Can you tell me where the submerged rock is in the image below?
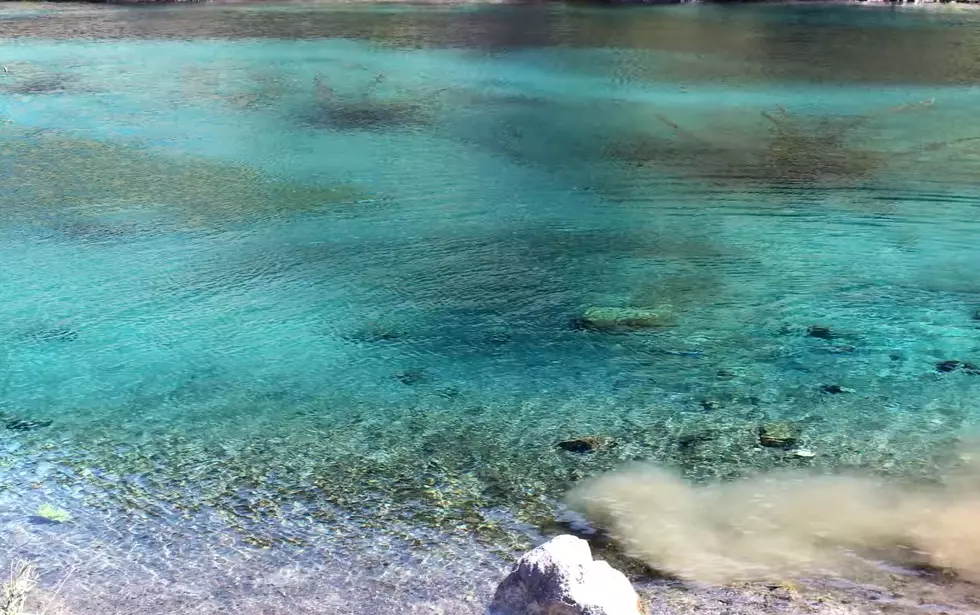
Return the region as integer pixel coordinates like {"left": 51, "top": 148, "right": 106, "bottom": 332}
{"left": 937, "top": 360, "right": 961, "bottom": 373}
{"left": 678, "top": 430, "right": 717, "bottom": 451}
{"left": 936, "top": 360, "right": 980, "bottom": 375}
{"left": 573, "top": 307, "right": 675, "bottom": 331}
{"left": 807, "top": 325, "right": 834, "bottom": 339}
{"left": 489, "top": 534, "right": 643, "bottom": 615}
{"left": 556, "top": 436, "right": 616, "bottom": 454}
{"left": 33, "top": 504, "right": 72, "bottom": 524}
{"left": 821, "top": 384, "right": 855, "bottom": 394}
{"left": 758, "top": 421, "right": 801, "bottom": 449}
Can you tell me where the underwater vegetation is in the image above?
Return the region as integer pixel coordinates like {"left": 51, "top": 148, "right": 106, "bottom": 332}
{"left": 178, "top": 65, "right": 292, "bottom": 112}
{"left": 606, "top": 98, "right": 980, "bottom": 188}
{"left": 0, "top": 126, "right": 364, "bottom": 230}
{"left": 0, "top": 561, "right": 38, "bottom": 615}
{"left": 0, "top": 62, "right": 77, "bottom": 96}
{"left": 303, "top": 70, "right": 446, "bottom": 131}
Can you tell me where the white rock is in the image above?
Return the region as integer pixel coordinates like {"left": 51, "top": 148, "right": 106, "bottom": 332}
{"left": 488, "top": 534, "right": 643, "bottom": 615}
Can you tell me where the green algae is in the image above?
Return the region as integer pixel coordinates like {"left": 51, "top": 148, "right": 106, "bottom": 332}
{"left": 0, "top": 126, "right": 365, "bottom": 230}
{"left": 35, "top": 503, "right": 72, "bottom": 523}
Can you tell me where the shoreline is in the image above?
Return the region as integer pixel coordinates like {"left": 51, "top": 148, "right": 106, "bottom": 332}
{"left": 7, "top": 524, "right": 980, "bottom": 615}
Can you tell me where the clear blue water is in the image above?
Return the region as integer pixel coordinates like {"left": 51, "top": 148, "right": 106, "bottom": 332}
{"left": 2, "top": 2, "right": 980, "bottom": 612}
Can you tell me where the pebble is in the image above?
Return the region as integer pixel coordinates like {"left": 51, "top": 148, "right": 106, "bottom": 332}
{"left": 791, "top": 449, "right": 816, "bottom": 458}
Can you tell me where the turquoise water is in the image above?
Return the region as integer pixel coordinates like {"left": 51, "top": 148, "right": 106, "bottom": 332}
{"left": 2, "top": 2, "right": 980, "bottom": 612}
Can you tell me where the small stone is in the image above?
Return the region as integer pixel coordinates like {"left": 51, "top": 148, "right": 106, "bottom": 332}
{"left": 759, "top": 421, "right": 801, "bottom": 449}
{"left": 821, "top": 384, "right": 855, "bottom": 394}
{"left": 807, "top": 325, "right": 834, "bottom": 339}
{"left": 936, "top": 360, "right": 980, "bottom": 375}
{"left": 937, "top": 360, "right": 962, "bottom": 373}
{"left": 489, "top": 535, "right": 643, "bottom": 615}
{"left": 556, "top": 436, "right": 615, "bottom": 454}
{"left": 573, "top": 307, "right": 675, "bottom": 331}
{"left": 791, "top": 449, "right": 816, "bottom": 458}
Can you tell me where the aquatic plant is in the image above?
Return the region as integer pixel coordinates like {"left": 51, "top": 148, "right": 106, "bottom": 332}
{"left": 1, "top": 562, "right": 37, "bottom": 615}
{"left": 304, "top": 70, "right": 445, "bottom": 131}
{"left": 607, "top": 98, "right": 980, "bottom": 188}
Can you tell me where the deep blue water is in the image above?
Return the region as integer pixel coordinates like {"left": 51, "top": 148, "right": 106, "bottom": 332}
{"left": 1, "top": 2, "right": 980, "bottom": 613}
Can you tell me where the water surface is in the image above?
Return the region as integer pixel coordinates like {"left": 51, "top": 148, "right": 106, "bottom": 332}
{"left": 2, "top": 3, "right": 980, "bottom": 613}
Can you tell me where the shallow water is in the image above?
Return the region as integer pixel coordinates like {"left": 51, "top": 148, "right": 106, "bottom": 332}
{"left": 2, "top": 2, "right": 980, "bottom": 613}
